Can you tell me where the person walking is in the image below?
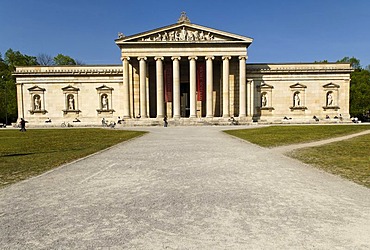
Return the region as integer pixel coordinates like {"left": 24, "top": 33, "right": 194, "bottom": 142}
{"left": 163, "top": 116, "right": 168, "bottom": 127}
{"left": 20, "top": 118, "right": 26, "bottom": 132}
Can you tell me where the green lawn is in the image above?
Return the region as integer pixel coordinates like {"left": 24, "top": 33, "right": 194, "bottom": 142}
{"left": 224, "top": 125, "right": 370, "bottom": 148}
{"left": 0, "top": 128, "right": 146, "bottom": 188}
{"left": 224, "top": 125, "right": 370, "bottom": 188}
{"left": 289, "top": 134, "right": 370, "bottom": 188}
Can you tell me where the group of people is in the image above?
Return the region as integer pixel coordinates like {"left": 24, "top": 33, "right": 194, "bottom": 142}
{"left": 101, "top": 118, "right": 118, "bottom": 128}
{"left": 17, "top": 114, "right": 170, "bottom": 131}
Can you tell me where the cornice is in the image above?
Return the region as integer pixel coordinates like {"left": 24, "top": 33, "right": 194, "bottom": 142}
{"left": 14, "top": 67, "right": 123, "bottom": 77}
{"left": 246, "top": 67, "right": 353, "bottom": 74}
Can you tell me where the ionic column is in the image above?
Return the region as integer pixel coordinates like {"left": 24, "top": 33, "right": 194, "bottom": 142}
{"left": 206, "top": 56, "right": 214, "bottom": 118}
{"left": 138, "top": 57, "right": 147, "bottom": 118}
{"left": 122, "top": 56, "right": 130, "bottom": 118}
{"left": 247, "top": 80, "right": 251, "bottom": 117}
{"left": 172, "top": 56, "right": 181, "bottom": 119}
{"left": 250, "top": 80, "right": 254, "bottom": 117}
{"left": 155, "top": 57, "right": 164, "bottom": 118}
{"left": 239, "top": 56, "right": 247, "bottom": 118}
{"left": 222, "top": 56, "right": 231, "bottom": 118}
{"left": 189, "top": 56, "right": 198, "bottom": 118}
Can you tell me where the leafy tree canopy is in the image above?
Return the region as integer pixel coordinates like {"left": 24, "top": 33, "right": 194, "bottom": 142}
{"left": 314, "top": 60, "right": 329, "bottom": 63}
{"left": 349, "top": 69, "right": 370, "bottom": 118}
{"left": 4, "top": 49, "right": 38, "bottom": 71}
{"left": 337, "top": 57, "right": 361, "bottom": 70}
{"left": 54, "top": 54, "right": 77, "bottom": 66}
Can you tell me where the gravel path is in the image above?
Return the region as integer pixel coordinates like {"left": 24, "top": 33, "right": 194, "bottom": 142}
{"left": 0, "top": 126, "right": 369, "bottom": 249}
{"left": 271, "top": 129, "right": 370, "bottom": 154}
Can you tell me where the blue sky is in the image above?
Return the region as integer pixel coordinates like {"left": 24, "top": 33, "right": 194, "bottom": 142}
{"left": 1, "top": 0, "right": 369, "bottom": 67}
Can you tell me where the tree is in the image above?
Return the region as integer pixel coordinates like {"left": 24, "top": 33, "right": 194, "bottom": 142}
{"left": 53, "top": 54, "right": 76, "bottom": 65}
{"left": 4, "top": 49, "right": 38, "bottom": 71}
{"left": 349, "top": 69, "right": 370, "bottom": 119}
{"left": 314, "top": 60, "right": 329, "bottom": 63}
{"left": 0, "top": 49, "right": 39, "bottom": 124}
{"left": 37, "top": 53, "right": 54, "bottom": 66}
{"left": 337, "top": 57, "right": 361, "bottom": 70}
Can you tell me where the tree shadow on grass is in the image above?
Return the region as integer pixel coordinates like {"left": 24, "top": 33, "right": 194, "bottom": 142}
{"left": 1, "top": 152, "right": 37, "bottom": 157}
{"left": 0, "top": 148, "right": 80, "bottom": 158}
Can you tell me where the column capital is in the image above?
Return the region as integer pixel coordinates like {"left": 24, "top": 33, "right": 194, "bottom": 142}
{"left": 121, "top": 56, "right": 130, "bottom": 61}
{"left": 154, "top": 56, "right": 164, "bottom": 61}
{"left": 222, "top": 56, "right": 232, "bottom": 61}
{"left": 137, "top": 56, "right": 147, "bottom": 61}
{"left": 171, "top": 56, "right": 181, "bottom": 61}
{"left": 188, "top": 56, "right": 198, "bottom": 61}
{"left": 239, "top": 55, "right": 247, "bottom": 61}
{"left": 205, "top": 56, "right": 215, "bottom": 61}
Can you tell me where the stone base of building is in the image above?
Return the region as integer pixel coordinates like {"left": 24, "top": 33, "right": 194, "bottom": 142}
{"left": 17, "top": 116, "right": 352, "bottom": 128}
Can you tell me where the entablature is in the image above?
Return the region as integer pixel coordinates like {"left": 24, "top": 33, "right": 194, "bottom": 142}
{"left": 14, "top": 66, "right": 123, "bottom": 77}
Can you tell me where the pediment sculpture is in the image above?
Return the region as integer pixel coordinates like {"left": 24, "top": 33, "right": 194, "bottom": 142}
{"left": 141, "top": 27, "right": 215, "bottom": 42}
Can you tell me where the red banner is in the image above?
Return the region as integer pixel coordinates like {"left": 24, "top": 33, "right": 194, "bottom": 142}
{"left": 197, "top": 62, "right": 206, "bottom": 101}
{"left": 164, "top": 63, "right": 173, "bottom": 102}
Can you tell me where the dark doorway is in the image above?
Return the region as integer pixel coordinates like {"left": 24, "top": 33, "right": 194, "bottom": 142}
{"left": 180, "top": 83, "right": 190, "bottom": 117}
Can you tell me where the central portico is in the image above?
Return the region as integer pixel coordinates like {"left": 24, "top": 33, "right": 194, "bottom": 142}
{"left": 115, "top": 12, "right": 253, "bottom": 121}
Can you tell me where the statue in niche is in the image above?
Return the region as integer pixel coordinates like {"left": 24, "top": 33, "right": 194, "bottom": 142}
{"left": 261, "top": 93, "right": 268, "bottom": 107}
{"left": 294, "top": 92, "right": 300, "bottom": 107}
{"left": 327, "top": 92, "right": 333, "bottom": 106}
{"left": 34, "top": 95, "right": 41, "bottom": 110}
{"left": 68, "top": 95, "right": 75, "bottom": 110}
{"left": 101, "top": 95, "right": 108, "bottom": 110}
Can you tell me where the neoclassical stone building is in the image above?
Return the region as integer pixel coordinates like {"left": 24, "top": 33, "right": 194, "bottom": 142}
{"left": 14, "top": 13, "right": 352, "bottom": 126}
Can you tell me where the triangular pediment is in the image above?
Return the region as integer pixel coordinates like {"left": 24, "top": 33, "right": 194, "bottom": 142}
{"left": 323, "top": 82, "right": 340, "bottom": 88}
{"left": 62, "top": 85, "right": 80, "bottom": 91}
{"left": 290, "top": 83, "right": 307, "bottom": 89}
{"left": 28, "top": 85, "right": 45, "bottom": 92}
{"left": 115, "top": 22, "right": 253, "bottom": 45}
{"left": 260, "top": 83, "right": 274, "bottom": 89}
{"left": 96, "top": 84, "right": 114, "bottom": 91}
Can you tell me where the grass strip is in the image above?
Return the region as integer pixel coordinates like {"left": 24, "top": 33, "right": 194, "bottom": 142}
{"left": 0, "top": 128, "right": 146, "bottom": 187}
{"left": 224, "top": 125, "right": 370, "bottom": 148}
{"left": 288, "top": 134, "right": 370, "bottom": 188}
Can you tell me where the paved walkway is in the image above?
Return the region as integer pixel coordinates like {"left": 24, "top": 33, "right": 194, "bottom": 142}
{"left": 0, "top": 126, "right": 369, "bottom": 249}
{"left": 271, "top": 129, "right": 370, "bottom": 154}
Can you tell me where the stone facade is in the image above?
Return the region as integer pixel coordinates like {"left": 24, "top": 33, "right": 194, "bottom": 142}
{"left": 14, "top": 14, "right": 352, "bottom": 126}
{"left": 248, "top": 63, "right": 351, "bottom": 123}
